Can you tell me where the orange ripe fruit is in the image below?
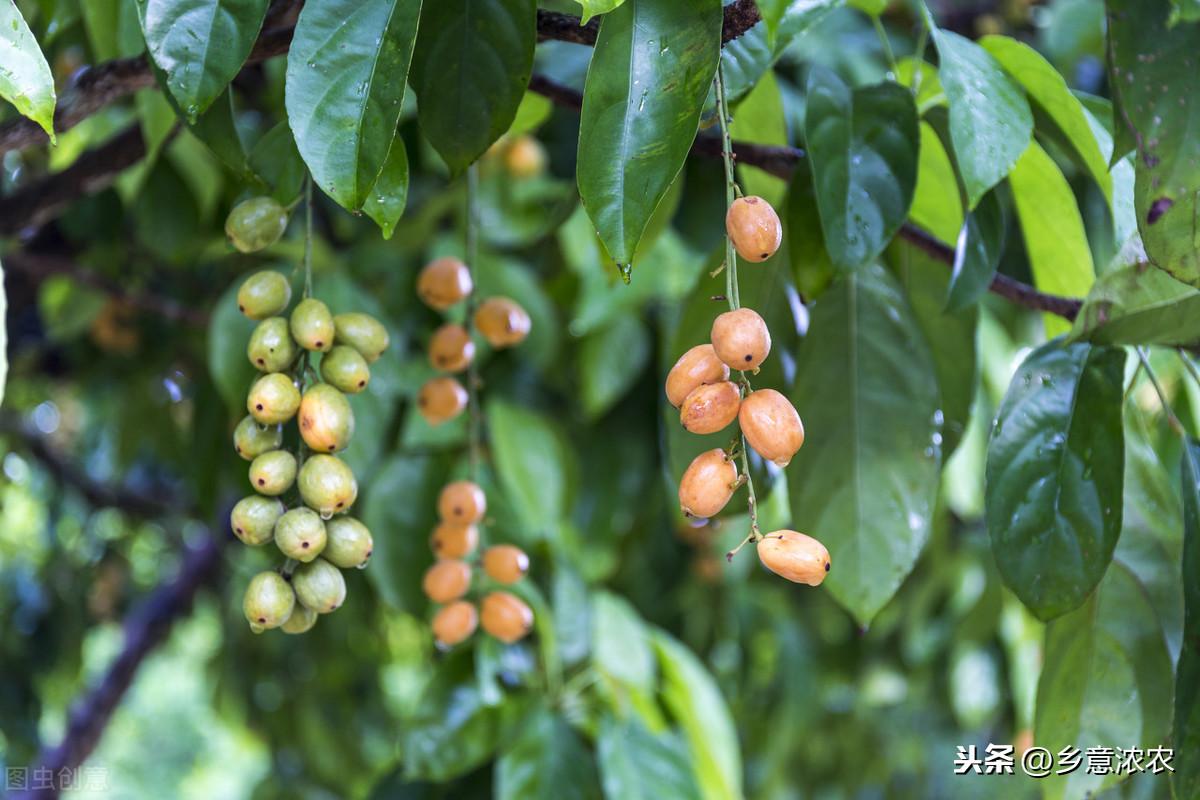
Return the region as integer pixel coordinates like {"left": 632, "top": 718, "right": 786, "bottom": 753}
{"left": 680, "top": 381, "right": 741, "bottom": 435}
{"left": 725, "top": 196, "right": 782, "bottom": 262}
{"left": 757, "top": 530, "right": 830, "bottom": 586}
{"left": 739, "top": 389, "right": 805, "bottom": 467}
{"left": 438, "top": 480, "right": 487, "bottom": 524}
{"left": 430, "top": 521, "right": 479, "bottom": 559}
{"left": 665, "top": 344, "right": 731, "bottom": 408}
{"left": 711, "top": 308, "right": 771, "bottom": 370}
{"left": 678, "top": 448, "right": 738, "bottom": 518}
{"left": 422, "top": 560, "right": 473, "bottom": 603}
{"left": 417, "top": 256, "right": 473, "bottom": 311}
{"left": 474, "top": 297, "right": 531, "bottom": 348}
{"left": 504, "top": 135, "right": 547, "bottom": 179}
{"left": 417, "top": 377, "right": 468, "bottom": 426}
{"left": 428, "top": 323, "right": 475, "bottom": 373}
{"left": 482, "top": 545, "right": 530, "bottom": 584}
{"left": 432, "top": 600, "right": 478, "bottom": 647}
{"left": 480, "top": 591, "right": 534, "bottom": 643}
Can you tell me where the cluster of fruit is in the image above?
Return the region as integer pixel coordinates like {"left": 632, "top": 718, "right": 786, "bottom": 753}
{"left": 413, "top": 256, "right": 530, "bottom": 426}
{"left": 230, "top": 269, "right": 389, "bottom": 634}
{"left": 667, "top": 195, "right": 830, "bottom": 587}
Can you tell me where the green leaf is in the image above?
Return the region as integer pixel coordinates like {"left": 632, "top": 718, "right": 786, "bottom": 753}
{"left": 205, "top": 278, "right": 257, "bottom": 413}
{"left": 652, "top": 630, "right": 741, "bottom": 800}
{"left": 285, "top": 0, "right": 421, "bottom": 210}
{"left": 720, "top": 2, "right": 841, "bottom": 102}
{"left": 789, "top": 264, "right": 941, "bottom": 625}
{"left": 908, "top": 121, "right": 963, "bottom": 246}
{"left": 1176, "top": 439, "right": 1200, "bottom": 798}
{"left": 0, "top": 1, "right": 56, "bottom": 141}
{"left": 805, "top": 69, "right": 919, "bottom": 271}
{"left": 980, "top": 35, "right": 1112, "bottom": 202}
{"left": 784, "top": 156, "right": 834, "bottom": 298}
{"left": 591, "top": 592, "right": 655, "bottom": 692}
{"left": 486, "top": 399, "right": 572, "bottom": 535}
{"left": 248, "top": 122, "right": 305, "bottom": 205}
{"left": 946, "top": 190, "right": 1005, "bottom": 312}
{"left": 1008, "top": 141, "right": 1096, "bottom": 336}
{"left": 507, "top": 91, "right": 552, "bottom": 137}
{"left": 930, "top": 28, "right": 1032, "bottom": 207}
{"left": 579, "top": 315, "right": 651, "bottom": 420}
{"left": 1070, "top": 259, "right": 1200, "bottom": 346}
{"left": 986, "top": 340, "right": 1126, "bottom": 621}
{"left": 363, "top": 137, "right": 410, "bottom": 239}
{"left": 1035, "top": 561, "right": 1173, "bottom": 800}
{"left": 495, "top": 707, "right": 600, "bottom": 800}
{"left": 576, "top": 0, "right": 626, "bottom": 24}
{"left": 137, "top": 0, "right": 268, "bottom": 120}
{"left": 410, "top": 0, "right": 536, "bottom": 175}
{"left": 729, "top": 64, "right": 787, "bottom": 208}
{"left": 577, "top": 0, "right": 721, "bottom": 266}
{"left": 1172, "top": 0, "right": 1200, "bottom": 23}
{"left": 1108, "top": 0, "right": 1200, "bottom": 285}
{"left": 596, "top": 716, "right": 702, "bottom": 800}
{"left": 756, "top": 0, "right": 789, "bottom": 44}
{"left": 0, "top": 258, "right": 6, "bottom": 409}
{"left": 360, "top": 454, "right": 449, "bottom": 613}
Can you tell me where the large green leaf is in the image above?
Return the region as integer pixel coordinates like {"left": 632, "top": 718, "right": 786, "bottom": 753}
{"left": 908, "top": 121, "right": 962, "bottom": 246}
{"left": 719, "top": 1, "right": 841, "bottom": 102}
{"left": 495, "top": 707, "right": 600, "bottom": 800}
{"left": 577, "top": 0, "right": 721, "bottom": 266}
{"left": 363, "top": 137, "right": 410, "bottom": 239}
{"left": 596, "top": 716, "right": 701, "bottom": 800}
{"left": 1008, "top": 141, "right": 1096, "bottom": 336}
{"left": 652, "top": 631, "right": 741, "bottom": 800}
{"left": 0, "top": 1, "right": 56, "bottom": 140}
{"left": 247, "top": 121, "right": 306, "bottom": 204}
{"left": 1176, "top": 440, "right": 1200, "bottom": 798}
{"left": 410, "top": 0, "right": 537, "bottom": 175}
{"left": 285, "top": 0, "right": 421, "bottom": 210}
{"left": 1035, "top": 561, "right": 1173, "bottom": 800}
{"left": 805, "top": 69, "right": 919, "bottom": 271}
{"left": 980, "top": 35, "right": 1111, "bottom": 202}
{"left": 946, "top": 190, "right": 1004, "bottom": 313}
{"left": 930, "top": 28, "right": 1032, "bottom": 207}
{"left": 591, "top": 592, "right": 655, "bottom": 692}
{"left": 986, "top": 340, "right": 1126, "bottom": 621}
{"left": 576, "top": 0, "right": 626, "bottom": 24}
{"left": 788, "top": 264, "right": 941, "bottom": 625}
{"left": 579, "top": 315, "right": 651, "bottom": 420}
{"left": 784, "top": 157, "right": 834, "bottom": 298}
{"left": 486, "top": 399, "right": 573, "bottom": 536}
{"left": 1070, "top": 260, "right": 1200, "bottom": 346}
{"left": 1108, "top": 0, "right": 1200, "bottom": 285}
{"left": 137, "top": 0, "right": 269, "bottom": 120}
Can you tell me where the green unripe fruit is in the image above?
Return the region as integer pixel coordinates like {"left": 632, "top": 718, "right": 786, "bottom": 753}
{"left": 280, "top": 604, "right": 318, "bottom": 634}
{"left": 233, "top": 414, "right": 283, "bottom": 461}
{"left": 230, "top": 495, "right": 285, "bottom": 546}
{"left": 298, "top": 454, "right": 358, "bottom": 516}
{"left": 247, "top": 373, "right": 301, "bottom": 424}
{"left": 274, "top": 507, "right": 327, "bottom": 562}
{"left": 247, "top": 317, "right": 298, "bottom": 373}
{"left": 320, "top": 346, "right": 370, "bottom": 394}
{"left": 291, "top": 558, "right": 346, "bottom": 613}
{"left": 323, "top": 517, "right": 374, "bottom": 568}
{"left": 237, "top": 270, "right": 292, "bottom": 319}
{"left": 290, "top": 298, "right": 335, "bottom": 352}
{"left": 243, "top": 571, "right": 295, "bottom": 629}
{"left": 298, "top": 383, "right": 355, "bottom": 453}
{"left": 249, "top": 450, "right": 297, "bottom": 496}
{"left": 333, "top": 312, "right": 389, "bottom": 363}
{"left": 227, "top": 199, "right": 289, "bottom": 255}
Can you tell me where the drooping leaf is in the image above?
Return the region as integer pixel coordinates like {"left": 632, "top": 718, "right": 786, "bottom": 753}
{"left": 410, "top": 0, "right": 537, "bottom": 175}
{"left": 495, "top": 707, "right": 600, "bottom": 800}
{"left": 652, "top": 630, "right": 742, "bottom": 800}
{"left": 596, "top": 716, "right": 702, "bottom": 800}
{"left": 486, "top": 399, "right": 573, "bottom": 535}
{"left": 1070, "top": 259, "right": 1200, "bottom": 346}
{"left": 1008, "top": 141, "right": 1096, "bottom": 336}
{"left": 930, "top": 27, "right": 1032, "bottom": 207}
{"left": 789, "top": 264, "right": 942, "bottom": 625}
{"left": 579, "top": 315, "right": 651, "bottom": 420}
{"left": 1108, "top": 0, "right": 1200, "bottom": 285}
{"left": 946, "top": 190, "right": 1005, "bottom": 312}
{"left": 577, "top": 0, "right": 721, "bottom": 266}
{"left": 591, "top": 592, "right": 656, "bottom": 692}
{"left": 166, "top": 86, "right": 253, "bottom": 179}
{"left": 0, "top": 1, "right": 57, "bottom": 140}
{"left": 980, "top": 35, "right": 1112, "bottom": 202}
{"left": 137, "top": 0, "right": 269, "bottom": 120}
{"left": 285, "top": 0, "right": 421, "bottom": 210}
{"left": 1176, "top": 439, "right": 1200, "bottom": 798}
{"left": 575, "top": 0, "right": 626, "bottom": 24}
{"left": 986, "top": 340, "right": 1126, "bottom": 620}
{"left": 805, "top": 69, "right": 919, "bottom": 271}
{"left": 363, "top": 137, "right": 410, "bottom": 239}
{"left": 908, "top": 121, "right": 963, "bottom": 246}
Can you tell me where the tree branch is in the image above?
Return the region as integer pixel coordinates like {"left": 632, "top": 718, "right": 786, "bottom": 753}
{"left": 536, "top": 0, "right": 760, "bottom": 47}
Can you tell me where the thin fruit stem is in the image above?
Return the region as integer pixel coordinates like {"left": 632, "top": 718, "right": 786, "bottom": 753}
{"left": 1136, "top": 347, "right": 1184, "bottom": 435}
{"left": 1123, "top": 357, "right": 1145, "bottom": 404}
{"left": 303, "top": 175, "right": 314, "bottom": 299}
{"left": 872, "top": 15, "right": 899, "bottom": 78}
{"left": 465, "top": 164, "right": 482, "bottom": 484}
{"left": 1177, "top": 349, "right": 1200, "bottom": 392}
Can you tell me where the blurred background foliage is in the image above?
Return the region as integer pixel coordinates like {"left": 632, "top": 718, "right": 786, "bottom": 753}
{"left": 0, "top": 0, "right": 1193, "bottom": 798}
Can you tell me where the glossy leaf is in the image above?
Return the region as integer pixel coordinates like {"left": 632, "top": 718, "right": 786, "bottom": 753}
{"left": 653, "top": 631, "right": 741, "bottom": 800}
{"left": 1009, "top": 141, "right": 1096, "bottom": 336}
{"left": 1176, "top": 439, "right": 1200, "bottom": 798}
{"left": 596, "top": 716, "right": 701, "bottom": 800}
{"left": 410, "top": 0, "right": 537, "bottom": 175}
{"left": 363, "top": 137, "right": 410, "bottom": 239}
{"left": 137, "top": 0, "right": 269, "bottom": 120}
{"left": 789, "top": 264, "right": 941, "bottom": 625}
{"left": 930, "top": 28, "right": 1032, "bottom": 208}
{"left": 908, "top": 122, "right": 962, "bottom": 245}
{"left": 285, "top": 0, "right": 420, "bottom": 210}
{"left": 577, "top": 0, "right": 721, "bottom": 266}
{"left": 719, "top": 2, "right": 840, "bottom": 102}
{"left": 591, "top": 592, "right": 655, "bottom": 692}
{"left": 1070, "top": 260, "right": 1200, "bottom": 346}
{"left": 0, "top": 2, "right": 57, "bottom": 140}
{"left": 1108, "top": 0, "right": 1200, "bottom": 285}
{"left": 986, "top": 340, "right": 1126, "bottom": 620}
{"left": 495, "top": 707, "right": 600, "bottom": 800}
{"left": 579, "top": 315, "right": 651, "bottom": 420}
{"left": 805, "top": 69, "right": 918, "bottom": 271}
{"left": 486, "top": 399, "right": 572, "bottom": 535}
{"left": 576, "top": 0, "right": 626, "bottom": 24}
{"left": 946, "top": 190, "right": 1005, "bottom": 312}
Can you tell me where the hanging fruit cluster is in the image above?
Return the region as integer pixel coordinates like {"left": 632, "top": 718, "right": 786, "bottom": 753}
{"left": 415, "top": 255, "right": 535, "bottom": 648}
{"left": 231, "top": 267, "right": 389, "bottom": 634}
{"left": 667, "top": 191, "right": 830, "bottom": 587}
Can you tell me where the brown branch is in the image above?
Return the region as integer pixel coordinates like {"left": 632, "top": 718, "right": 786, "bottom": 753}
{"left": 537, "top": 0, "right": 760, "bottom": 47}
